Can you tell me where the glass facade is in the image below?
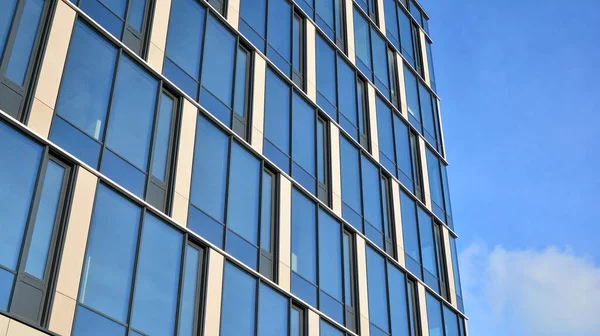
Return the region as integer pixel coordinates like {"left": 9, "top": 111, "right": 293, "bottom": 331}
{"left": 0, "top": 0, "right": 466, "bottom": 335}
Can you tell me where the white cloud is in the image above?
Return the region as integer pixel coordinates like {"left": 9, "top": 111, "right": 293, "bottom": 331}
{"left": 459, "top": 242, "right": 600, "bottom": 336}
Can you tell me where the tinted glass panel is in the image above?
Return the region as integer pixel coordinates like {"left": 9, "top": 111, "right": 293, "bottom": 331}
{"left": 340, "top": 137, "right": 361, "bottom": 229}
{"left": 400, "top": 191, "right": 421, "bottom": 276}
{"left": 426, "top": 293, "right": 444, "bottom": 336}
{"left": 387, "top": 263, "right": 410, "bottom": 336}
{"left": 264, "top": 68, "right": 291, "bottom": 170}
{"left": 221, "top": 263, "right": 256, "bottom": 336}
{"left": 353, "top": 9, "right": 371, "bottom": 77}
{"left": 202, "top": 15, "right": 235, "bottom": 114}
{"left": 320, "top": 319, "right": 344, "bottom": 336}
{"left": 292, "top": 92, "right": 316, "bottom": 192}
{"left": 443, "top": 305, "right": 460, "bottom": 336}
{"left": 258, "top": 283, "right": 289, "bottom": 336}
{"left": 0, "top": 0, "right": 18, "bottom": 55}
{"left": 318, "top": 209, "right": 343, "bottom": 301}
{"left": 239, "top": 0, "right": 267, "bottom": 51}
{"left": 362, "top": 156, "right": 383, "bottom": 246}
{"left": 267, "top": 0, "right": 292, "bottom": 74}
{"left": 418, "top": 207, "right": 437, "bottom": 277}
{"left": 165, "top": 0, "right": 205, "bottom": 79}
{"left": 291, "top": 189, "right": 317, "bottom": 283}
{"left": 151, "top": 93, "right": 174, "bottom": 182}
{"left": 6, "top": 0, "right": 44, "bottom": 86}
{"left": 316, "top": 35, "right": 336, "bottom": 117}
{"left": 178, "top": 245, "right": 200, "bottom": 336}
{"left": 72, "top": 306, "right": 126, "bottom": 336}
{"left": 366, "top": 247, "right": 389, "bottom": 333}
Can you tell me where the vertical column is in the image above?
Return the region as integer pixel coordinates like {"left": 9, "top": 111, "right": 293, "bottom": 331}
{"left": 27, "top": 1, "right": 75, "bottom": 138}
{"left": 203, "top": 249, "right": 225, "bottom": 336}
{"left": 307, "top": 309, "right": 320, "bottom": 336}
{"left": 278, "top": 175, "right": 292, "bottom": 291}
{"left": 418, "top": 136, "right": 432, "bottom": 211}
{"left": 395, "top": 52, "right": 408, "bottom": 120}
{"left": 172, "top": 99, "right": 198, "bottom": 226}
{"left": 391, "top": 179, "right": 405, "bottom": 267}
{"left": 147, "top": 0, "right": 173, "bottom": 72}
{"left": 227, "top": 0, "right": 241, "bottom": 29}
{"left": 417, "top": 282, "right": 430, "bottom": 336}
{"left": 330, "top": 123, "right": 342, "bottom": 217}
{"left": 376, "top": 0, "right": 386, "bottom": 33}
{"left": 464, "top": 319, "right": 470, "bottom": 336}
{"left": 251, "top": 55, "right": 267, "bottom": 154}
{"left": 344, "top": 0, "right": 356, "bottom": 64}
{"left": 442, "top": 227, "right": 458, "bottom": 307}
{"left": 48, "top": 168, "right": 98, "bottom": 336}
{"left": 356, "top": 236, "right": 370, "bottom": 336}
{"left": 367, "top": 83, "right": 379, "bottom": 162}
{"left": 306, "top": 20, "right": 317, "bottom": 103}
{"left": 419, "top": 30, "right": 431, "bottom": 87}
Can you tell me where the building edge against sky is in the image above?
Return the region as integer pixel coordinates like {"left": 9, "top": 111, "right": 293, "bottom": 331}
{"left": 0, "top": 0, "right": 467, "bottom": 335}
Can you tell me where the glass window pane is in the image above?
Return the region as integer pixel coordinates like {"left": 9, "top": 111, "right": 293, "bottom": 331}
{"left": 0, "top": 121, "right": 42, "bottom": 271}
{"left": 377, "top": 97, "right": 395, "bottom": 172}
{"left": 337, "top": 57, "right": 358, "bottom": 129}
{"left": 292, "top": 92, "right": 316, "bottom": 191}
{"left": 291, "top": 307, "right": 301, "bottom": 336}
{"left": 151, "top": 93, "right": 174, "bottom": 182}
{"left": 264, "top": 68, "right": 291, "bottom": 158}
{"left": 426, "top": 293, "right": 444, "bottom": 336}
{"left": 316, "top": 35, "right": 337, "bottom": 117}
{"left": 227, "top": 142, "right": 261, "bottom": 245}
{"left": 366, "top": 247, "right": 389, "bottom": 333}
{"left": 317, "top": 119, "right": 326, "bottom": 185}
{"left": 202, "top": 15, "right": 235, "bottom": 109}
{"left": 79, "top": 185, "right": 140, "bottom": 323}
{"left": 362, "top": 156, "right": 383, "bottom": 241}
{"left": 320, "top": 319, "right": 344, "bottom": 336}
{"left": 127, "top": 0, "right": 146, "bottom": 32}
{"left": 234, "top": 48, "right": 249, "bottom": 118}
{"left": 444, "top": 305, "right": 460, "bottom": 336}
{"left": 25, "top": 161, "right": 66, "bottom": 279}
{"left": 178, "top": 245, "right": 200, "bottom": 336}
{"left": 6, "top": 0, "right": 44, "bottom": 86}
{"left": 260, "top": 171, "right": 274, "bottom": 252}
{"left": 340, "top": 137, "right": 362, "bottom": 229}
{"left": 267, "top": 0, "right": 292, "bottom": 73}
{"left": 400, "top": 191, "right": 420, "bottom": 270}
{"left": 372, "top": 31, "right": 390, "bottom": 96}
{"left": 165, "top": 0, "right": 205, "bottom": 79}
{"left": 343, "top": 232, "right": 354, "bottom": 307}
{"left": 258, "top": 283, "right": 288, "bottom": 336}
{"left": 450, "top": 237, "right": 462, "bottom": 298}
{"left": 190, "top": 116, "right": 229, "bottom": 223}
{"left": 292, "top": 14, "right": 302, "bottom": 76}
{"left": 404, "top": 66, "right": 420, "bottom": 122}
{"left": 72, "top": 306, "right": 126, "bottom": 336}
{"left": 399, "top": 10, "right": 415, "bottom": 67}
{"left": 394, "top": 116, "right": 413, "bottom": 186}
{"left": 0, "top": 268, "right": 15, "bottom": 311}
{"left": 131, "top": 214, "right": 183, "bottom": 335}
{"left": 384, "top": 0, "right": 399, "bottom": 48}
{"left": 318, "top": 209, "right": 342, "bottom": 301}
{"left": 427, "top": 149, "right": 444, "bottom": 213}
{"left": 291, "top": 189, "right": 317, "bottom": 283}
{"left": 418, "top": 207, "right": 438, "bottom": 277}
{"left": 221, "top": 263, "right": 256, "bottom": 336}
{"left": 0, "top": 0, "right": 18, "bottom": 55}
{"left": 353, "top": 10, "right": 371, "bottom": 77}
{"left": 388, "top": 263, "right": 410, "bottom": 335}
{"left": 240, "top": 0, "right": 267, "bottom": 47}
{"left": 56, "top": 21, "right": 117, "bottom": 141}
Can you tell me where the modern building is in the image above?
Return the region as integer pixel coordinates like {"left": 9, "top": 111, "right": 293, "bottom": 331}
{"left": 0, "top": 0, "right": 467, "bottom": 335}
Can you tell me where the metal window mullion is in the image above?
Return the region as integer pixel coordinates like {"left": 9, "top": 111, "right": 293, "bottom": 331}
{"left": 222, "top": 136, "right": 234, "bottom": 248}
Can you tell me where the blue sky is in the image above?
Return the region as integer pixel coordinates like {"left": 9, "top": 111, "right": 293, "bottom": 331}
{"left": 420, "top": 0, "right": 600, "bottom": 334}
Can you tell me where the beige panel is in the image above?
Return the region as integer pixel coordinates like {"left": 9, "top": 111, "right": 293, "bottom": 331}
{"left": 306, "top": 21, "right": 317, "bottom": 102}
{"left": 330, "top": 123, "right": 342, "bottom": 216}
{"left": 279, "top": 175, "right": 292, "bottom": 289}
{"left": 174, "top": 99, "right": 197, "bottom": 198}
{"left": 442, "top": 227, "right": 458, "bottom": 307}
{"left": 307, "top": 310, "right": 319, "bottom": 336}
{"left": 34, "top": 1, "right": 75, "bottom": 109}
{"left": 48, "top": 292, "right": 76, "bottom": 336}
{"left": 436, "top": 99, "right": 446, "bottom": 158}
{"left": 227, "top": 0, "right": 240, "bottom": 29}
{"left": 344, "top": 0, "right": 356, "bottom": 64}
{"left": 355, "top": 236, "right": 369, "bottom": 319}
{"left": 278, "top": 263, "right": 291, "bottom": 292}
{"left": 0, "top": 314, "right": 8, "bottom": 335}
{"left": 360, "top": 315, "right": 371, "bottom": 336}
{"left": 417, "top": 283, "right": 430, "bottom": 336}
{"left": 419, "top": 30, "right": 430, "bottom": 87}
{"left": 149, "top": 0, "right": 172, "bottom": 53}
{"left": 56, "top": 168, "right": 98, "bottom": 300}
{"left": 147, "top": 42, "right": 165, "bottom": 73}
{"left": 204, "top": 249, "right": 225, "bottom": 336}
{"left": 395, "top": 52, "right": 408, "bottom": 120}
{"left": 27, "top": 98, "right": 53, "bottom": 139}
{"left": 464, "top": 319, "right": 470, "bottom": 336}
{"left": 376, "top": 0, "right": 386, "bottom": 33}
{"left": 251, "top": 55, "right": 267, "bottom": 154}
{"left": 418, "top": 136, "right": 432, "bottom": 211}
{"left": 6, "top": 320, "right": 46, "bottom": 336}
{"left": 391, "top": 179, "right": 405, "bottom": 267}
{"left": 172, "top": 192, "right": 189, "bottom": 226}
{"left": 367, "top": 83, "right": 379, "bottom": 162}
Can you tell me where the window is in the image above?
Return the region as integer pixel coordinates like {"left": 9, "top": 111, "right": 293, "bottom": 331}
{"left": 296, "top": 0, "right": 345, "bottom": 50}
{"left": 426, "top": 148, "right": 453, "bottom": 226}
{"left": 399, "top": 8, "right": 421, "bottom": 73}
{"left": 426, "top": 293, "right": 444, "bottom": 336}
{"left": 409, "top": 0, "right": 428, "bottom": 32}
{"left": 239, "top": 0, "right": 304, "bottom": 85}
{"left": 0, "top": 0, "right": 47, "bottom": 119}
{"left": 221, "top": 262, "right": 305, "bottom": 336}
{"left": 355, "top": 0, "right": 377, "bottom": 22}
{"left": 207, "top": 0, "right": 226, "bottom": 14}
{"left": 340, "top": 136, "right": 394, "bottom": 254}
{"left": 317, "top": 116, "right": 330, "bottom": 205}
{"left": 76, "top": 0, "right": 150, "bottom": 54}
{"left": 0, "top": 119, "right": 71, "bottom": 326}
{"left": 73, "top": 184, "right": 205, "bottom": 336}
{"left": 51, "top": 21, "right": 177, "bottom": 212}
{"left": 291, "top": 188, "right": 356, "bottom": 331}
{"left": 425, "top": 40, "right": 436, "bottom": 91}
{"left": 404, "top": 65, "right": 442, "bottom": 151}
{"left": 189, "top": 115, "right": 275, "bottom": 278}
{"left": 164, "top": 4, "right": 251, "bottom": 138}
{"left": 320, "top": 320, "right": 345, "bottom": 336}
{"left": 383, "top": 0, "right": 400, "bottom": 50}
{"left": 449, "top": 236, "right": 464, "bottom": 312}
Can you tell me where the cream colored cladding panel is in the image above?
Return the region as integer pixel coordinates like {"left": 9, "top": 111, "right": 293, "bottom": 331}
{"left": 442, "top": 227, "right": 458, "bottom": 308}
{"left": 395, "top": 52, "right": 408, "bottom": 120}
{"left": 330, "top": 122, "right": 342, "bottom": 217}
{"left": 48, "top": 292, "right": 77, "bottom": 336}
{"left": 279, "top": 175, "right": 292, "bottom": 291}
{"left": 367, "top": 82, "right": 379, "bottom": 162}
{"left": 28, "top": 1, "right": 75, "bottom": 138}
{"left": 307, "top": 310, "right": 320, "bottom": 336}
{"left": 391, "top": 179, "right": 406, "bottom": 267}
{"left": 227, "top": 0, "right": 240, "bottom": 29}
{"left": 306, "top": 20, "right": 317, "bottom": 102}
{"left": 172, "top": 99, "right": 198, "bottom": 226}
{"left": 6, "top": 320, "right": 47, "bottom": 336}
{"left": 251, "top": 55, "right": 267, "bottom": 154}
{"left": 435, "top": 99, "right": 446, "bottom": 158}
{"left": 204, "top": 249, "right": 225, "bottom": 336}
{"left": 344, "top": 0, "right": 356, "bottom": 64}
{"left": 417, "top": 282, "right": 430, "bottom": 336}
{"left": 147, "top": 0, "right": 173, "bottom": 71}
{"left": 418, "top": 136, "right": 432, "bottom": 211}
{"left": 0, "top": 315, "right": 8, "bottom": 335}
{"left": 376, "top": 0, "right": 386, "bottom": 33}
{"left": 355, "top": 236, "right": 370, "bottom": 336}
{"left": 419, "top": 29, "right": 431, "bottom": 87}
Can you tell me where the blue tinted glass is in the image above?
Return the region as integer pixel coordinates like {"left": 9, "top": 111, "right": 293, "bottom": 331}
{"left": 450, "top": 238, "right": 462, "bottom": 297}
{"left": 316, "top": 0, "right": 334, "bottom": 33}
{"left": 234, "top": 48, "right": 249, "bottom": 118}
{"left": 0, "top": 0, "right": 18, "bottom": 55}
{"left": 267, "top": 0, "right": 292, "bottom": 74}
{"left": 101, "top": 149, "right": 147, "bottom": 197}
{"left": 0, "top": 121, "right": 42, "bottom": 271}
{"left": 441, "top": 165, "right": 453, "bottom": 223}
{"left": 384, "top": 0, "right": 399, "bottom": 49}
{"left": 342, "top": 233, "right": 353, "bottom": 306}
{"left": 56, "top": 21, "right": 117, "bottom": 141}
{"left": 399, "top": 10, "right": 415, "bottom": 67}
{"left": 72, "top": 306, "right": 126, "bottom": 336}
{"left": 79, "top": 0, "right": 124, "bottom": 38}
{"left": 394, "top": 115, "right": 413, "bottom": 184}
{"left": 258, "top": 283, "right": 288, "bottom": 336}
{"left": 227, "top": 228, "right": 258, "bottom": 270}
{"left": 131, "top": 214, "right": 182, "bottom": 335}
{"left": 291, "top": 308, "right": 301, "bottom": 336}
{"left": 292, "top": 92, "right": 316, "bottom": 187}
{"left": 377, "top": 97, "right": 395, "bottom": 173}
{"left": 178, "top": 245, "right": 200, "bottom": 336}
{"left": 316, "top": 35, "right": 337, "bottom": 117}
{"left": 6, "top": 0, "right": 43, "bottom": 86}
{"left": 291, "top": 189, "right": 317, "bottom": 283}
{"left": 51, "top": 117, "right": 102, "bottom": 167}
{"left": 320, "top": 291, "right": 343, "bottom": 323}
{"left": 417, "top": 207, "right": 437, "bottom": 277}
{"left": 409, "top": 1, "right": 421, "bottom": 24}
{"left": 426, "top": 149, "right": 444, "bottom": 216}
{"left": 420, "top": 83, "right": 436, "bottom": 141}
{"left": 264, "top": 68, "right": 291, "bottom": 155}
{"left": 404, "top": 66, "right": 420, "bottom": 121}
{"left": 260, "top": 172, "right": 273, "bottom": 252}
{"left": 221, "top": 263, "right": 256, "bottom": 336}
{"left": 340, "top": 137, "right": 362, "bottom": 228}
{"left": 337, "top": 57, "right": 358, "bottom": 127}
{"left": 292, "top": 15, "right": 301, "bottom": 74}
{"left": 25, "top": 161, "right": 65, "bottom": 279}
{"left": 165, "top": 0, "right": 204, "bottom": 79}
{"left": 227, "top": 142, "right": 260, "bottom": 244}
{"left": 426, "top": 42, "right": 436, "bottom": 90}
{"left": 317, "top": 119, "right": 326, "bottom": 185}
{"left": 362, "top": 156, "right": 383, "bottom": 236}
{"left": 202, "top": 15, "right": 235, "bottom": 112}
{"left": 426, "top": 293, "right": 443, "bottom": 336}
{"left": 366, "top": 247, "right": 389, "bottom": 332}
{"left": 98, "top": 0, "right": 126, "bottom": 17}
{"left": 353, "top": 10, "right": 371, "bottom": 76}
{"left": 190, "top": 116, "right": 229, "bottom": 223}
{"left": 320, "top": 320, "right": 344, "bottom": 336}
{"left": 188, "top": 205, "right": 224, "bottom": 247}
{"left": 318, "top": 209, "right": 342, "bottom": 300}
{"left": 106, "top": 55, "right": 158, "bottom": 170}
{"left": 127, "top": 0, "right": 146, "bottom": 32}
{"left": 372, "top": 32, "right": 390, "bottom": 95}
{"left": 240, "top": 0, "right": 266, "bottom": 50}
{"left": 151, "top": 93, "right": 174, "bottom": 182}
{"left": 400, "top": 191, "right": 420, "bottom": 266}
{"left": 291, "top": 272, "right": 317, "bottom": 307}
{"left": 79, "top": 185, "right": 140, "bottom": 323}
{"left": 333, "top": 0, "right": 343, "bottom": 42}
{"left": 407, "top": 281, "right": 418, "bottom": 335}
{"left": 387, "top": 263, "right": 410, "bottom": 336}
{"left": 443, "top": 305, "right": 460, "bottom": 336}
{"left": 0, "top": 268, "right": 14, "bottom": 311}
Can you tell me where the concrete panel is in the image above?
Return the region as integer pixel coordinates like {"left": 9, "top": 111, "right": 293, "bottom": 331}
{"left": 174, "top": 99, "right": 197, "bottom": 198}
{"left": 360, "top": 315, "right": 371, "bottom": 336}
{"left": 345, "top": 0, "right": 356, "bottom": 64}
{"left": 56, "top": 168, "right": 98, "bottom": 300}
{"left": 395, "top": 52, "right": 408, "bottom": 120}
{"left": 6, "top": 320, "right": 46, "bottom": 336}
{"left": 355, "top": 236, "right": 369, "bottom": 319}
{"left": 307, "top": 310, "right": 319, "bottom": 336}
{"left": 0, "top": 315, "right": 8, "bottom": 335}
{"left": 442, "top": 227, "right": 458, "bottom": 307}
{"left": 147, "top": 42, "right": 165, "bottom": 73}
{"left": 279, "top": 176, "right": 292, "bottom": 268}
{"left": 34, "top": 1, "right": 76, "bottom": 109}
{"left": 376, "top": 0, "right": 386, "bottom": 33}
{"left": 306, "top": 21, "right": 317, "bottom": 102}
{"left": 48, "top": 292, "right": 76, "bottom": 336}
{"left": 227, "top": 0, "right": 240, "bottom": 29}
{"left": 171, "top": 192, "right": 189, "bottom": 226}
{"left": 149, "top": 0, "right": 172, "bottom": 52}
{"left": 419, "top": 30, "right": 430, "bottom": 87}
{"left": 367, "top": 83, "right": 379, "bottom": 161}
{"left": 251, "top": 55, "right": 267, "bottom": 154}
{"left": 27, "top": 98, "right": 53, "bottom": 139}
{"left": 391, "top": 179, "right": 405, "bottom": 267}
{"left": 417, "top": 282, "right": 430, "bottom": 336}
{"left": 278, "top": 263, "right": 291, "bottom": 292}
{"left": 330, "top": 123, "right": 342, "bottom": 216}
{"left": 436, "top": 99, "right": 446, "bottom": 158}
{"left": 418, "top": 136, "right": 432, "bottom": 211}
{"left": 204, "top": 249, "right": 225, "bottom": 336}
